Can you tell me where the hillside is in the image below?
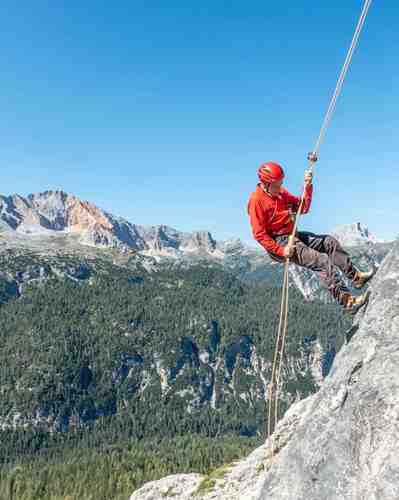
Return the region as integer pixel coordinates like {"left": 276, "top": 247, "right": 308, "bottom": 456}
{"left": 0, "top": 260, "right": 347, "bottom": 439}
{"left": 0, "top": 255, "right": 348, "bottom": 500}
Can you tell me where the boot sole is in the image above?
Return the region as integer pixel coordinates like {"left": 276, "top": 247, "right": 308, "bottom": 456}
{"left": 353, "top": 266, "right": 377, "bottom": 289}
{"left": 347, "top": 289, "right": 371, "bottom": 315}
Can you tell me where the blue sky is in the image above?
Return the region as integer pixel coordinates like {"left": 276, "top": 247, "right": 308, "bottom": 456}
{"left": 0, "top": 1, "right": 397, "bottom": 243}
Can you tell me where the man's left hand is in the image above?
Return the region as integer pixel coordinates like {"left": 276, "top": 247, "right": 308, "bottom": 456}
{"left": 307, "top": 152, "right": 318, "bottom": 163}
{"left": 304, "top": 170, "right": 313, "bottom": 186}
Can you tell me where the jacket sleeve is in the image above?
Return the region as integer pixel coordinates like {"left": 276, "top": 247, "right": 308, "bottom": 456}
{"left": 284, "top": 184, "right": 313, "bottom": 214}
{"left": 247, "top": 198, "right": 285, "bottom": 258}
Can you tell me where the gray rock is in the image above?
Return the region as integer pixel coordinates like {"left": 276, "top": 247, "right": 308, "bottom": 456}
{"left": 258, "top": 240, "right": 399, "bottom": 499}
{"left": 129, "top": 473, "right": 203, "bottom": 500}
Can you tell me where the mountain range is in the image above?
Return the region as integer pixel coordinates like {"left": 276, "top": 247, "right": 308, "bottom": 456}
{"left": 0, "top": 190, "right": 394, "bottom": 301}
{"left": 0, "top": 190, "right": 220, "bottom": 256}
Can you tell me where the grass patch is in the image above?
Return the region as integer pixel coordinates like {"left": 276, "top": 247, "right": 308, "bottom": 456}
{"left": 192, "top": 477, "right": 216, "bottom": 497}
{"left": 192, "top": 462, "right": 233, "bottom": 497}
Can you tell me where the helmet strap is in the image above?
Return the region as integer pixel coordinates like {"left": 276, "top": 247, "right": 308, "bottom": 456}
{"left": 261, "top": 182, "right": 271, "bottom": 194}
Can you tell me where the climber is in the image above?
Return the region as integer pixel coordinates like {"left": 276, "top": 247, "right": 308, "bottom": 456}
{"left": 247, "top": 158, "right": 375, "bottom": 313}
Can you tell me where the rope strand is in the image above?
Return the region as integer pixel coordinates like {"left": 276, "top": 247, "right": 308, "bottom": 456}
{"left": 267, "top": 261, "right": 289, "bottom": 456}
{"left": 314, "top": 0, "right": 372, "bottom": 155}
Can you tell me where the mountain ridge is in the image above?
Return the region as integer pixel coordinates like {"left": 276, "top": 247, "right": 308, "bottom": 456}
{"left": 0, "top": 190, "right": 388, "bottom": 250}
{"left": 0, "top": 190, "right": 393, "bottom": 302}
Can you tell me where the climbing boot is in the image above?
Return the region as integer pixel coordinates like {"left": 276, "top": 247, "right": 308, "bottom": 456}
{"left": 342, "top": 290, "right": 371, "bottom": 315}
{"left": 352, "top": 266, "right": 376, "bottom": 289}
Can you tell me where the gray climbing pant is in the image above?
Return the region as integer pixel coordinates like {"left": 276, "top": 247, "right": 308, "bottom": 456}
{"left": 270, "top": 231, "right": 357, "bottom": 305}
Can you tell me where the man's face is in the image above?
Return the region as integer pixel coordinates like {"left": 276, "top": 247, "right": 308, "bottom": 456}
{"left": 269, "top": 179, "right": 283, "bottom": 195}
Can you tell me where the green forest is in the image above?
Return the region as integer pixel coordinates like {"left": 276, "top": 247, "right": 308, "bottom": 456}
{"left": 0, "top": 259, "right": 349, "bottom": 499}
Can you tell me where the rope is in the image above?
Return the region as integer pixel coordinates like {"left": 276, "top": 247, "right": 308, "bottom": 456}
{"left": 266, "top": 0, "right": 372, "bottom": 465}
{"left": 314, "top": 0, "right": 373, "bottom": 156}
{"left": 274, "top": 263, "right": 290, "bottom": 431}
{"left": 267, "top": 260, "right": 289, "bottom": 445}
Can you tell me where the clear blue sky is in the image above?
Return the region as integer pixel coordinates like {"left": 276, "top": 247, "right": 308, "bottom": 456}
{"left": 0, "top": 1, "right": 397, "bottom": 243}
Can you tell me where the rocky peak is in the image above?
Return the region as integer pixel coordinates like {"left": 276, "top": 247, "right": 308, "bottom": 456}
{"left": 28, "top": 189, "right": 69, "bottom": 202}
{"left": 150, "top": 225, "right": 180, "bottom": 251}
{"left": 331, "top": 222, "right": 378, "bottom": 247}
{"left": 183, "top": 230, "right": 216, "bottom": 253}
{"left": 0, "top": 193, "right": 40, "bottom": 229}
{"left": 217, "top": 238, "right": 245, "bottom": 254}
{"left": 26, "top": 191, "right": 113, "bottom": 232}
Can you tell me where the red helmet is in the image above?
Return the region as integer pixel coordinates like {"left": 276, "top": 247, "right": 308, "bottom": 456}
{"left": 257, "top": 162, "right": 285, "bottom": 184}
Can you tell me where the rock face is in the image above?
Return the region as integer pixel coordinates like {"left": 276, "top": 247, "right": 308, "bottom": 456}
{"left": 258, "top": 240, "right": 399, "bottom": 499}
{"left": 130, "top": 474, "right": 202, "bottom": 500}
{"left": 129, "top": 242, "right": 399, "bottom": 500}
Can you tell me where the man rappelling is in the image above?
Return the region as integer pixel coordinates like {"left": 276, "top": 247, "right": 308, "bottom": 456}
{"left": 247, "top": 158, "right": 375, "bottom": 313}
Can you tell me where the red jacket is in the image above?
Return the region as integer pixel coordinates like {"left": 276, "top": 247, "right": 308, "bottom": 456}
{"left": 247, "top": 183, "right": 313, "bottom": 257}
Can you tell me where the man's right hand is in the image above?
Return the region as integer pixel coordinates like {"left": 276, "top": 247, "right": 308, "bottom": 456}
{"left": 283, "top": 244, "right": 295, "bottom": 258}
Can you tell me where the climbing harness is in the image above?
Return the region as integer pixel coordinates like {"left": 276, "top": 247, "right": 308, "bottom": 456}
{"left": 266, "top": 0, "right": 373, "bottom": 462}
